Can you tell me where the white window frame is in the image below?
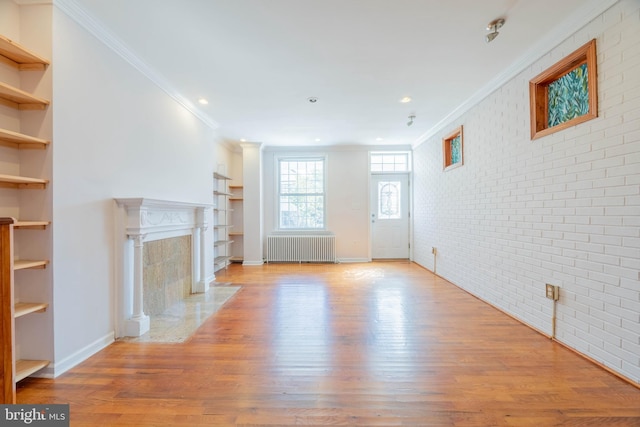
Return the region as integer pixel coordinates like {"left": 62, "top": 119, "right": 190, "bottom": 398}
{"left": 276, "top": 155, "right": 328, "bottom": 231}
{"left": 369, "top": 151, "right": 412, "bottom": 173}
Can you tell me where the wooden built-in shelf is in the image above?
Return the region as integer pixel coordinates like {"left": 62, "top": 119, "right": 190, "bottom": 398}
{"left": 214, "top": 239, "right": 234, "bottom": 246}
{"left": 14, "top": 221, "right": 50, "bottom": 230}
{"left": 13, "top": 260, "right": 48, "bottom": 270}
{"left": 0, "top": 29, "right": 51, "bottom": 400}
{"left": 0, "top": 34, "right": 49, "bottom": 70}
{"left": 229, "top": 231, "right": 244, "bottom": 236}
{"left": 14, "top": 302, "right": 48, "bottom": 318}
{"left": 0, "top": 81, "right": 49, "bottom": 110}
{"left": 0, "top": 174, "right": 48, "bottom": 189}
{"left": 15, "top": 360, "right": 49, "bottom": 382}
{"left": 0, "top": 128, "right": 49, "bottom": 149}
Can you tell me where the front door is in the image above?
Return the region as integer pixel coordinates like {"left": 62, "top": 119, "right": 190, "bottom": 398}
{"left": 370, "top": 174, "right": 409, "bottom": 259}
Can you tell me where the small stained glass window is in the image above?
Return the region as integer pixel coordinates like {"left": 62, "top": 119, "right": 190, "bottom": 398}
{"left": 547, "top": 63, "right": 589, "bottom": 128}
{"left": 529, "top": 39, "right": 597, "bottom": 140}
{"left": 443, "top": 126, "right": 463, "bottom": 171}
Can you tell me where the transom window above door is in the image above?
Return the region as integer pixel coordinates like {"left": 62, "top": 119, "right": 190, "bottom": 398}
{"left": 370, "top": 152, "right": 411, "bottom": 172}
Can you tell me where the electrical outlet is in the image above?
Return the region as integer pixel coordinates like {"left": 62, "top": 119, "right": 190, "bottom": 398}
{"left": 545, "top": 284, "right": 560, "bottom": 301}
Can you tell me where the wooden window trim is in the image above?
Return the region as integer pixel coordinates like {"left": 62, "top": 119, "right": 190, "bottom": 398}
{"left": 442, "top": 126, "right": 463, "bottom": 171}
{"left": 529, "top": 39, "right": 597, "bottom": 140}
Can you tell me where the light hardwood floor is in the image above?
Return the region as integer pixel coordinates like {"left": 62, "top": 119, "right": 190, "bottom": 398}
{"left": 17, "top": 262, "right": 640, "bottom": 426}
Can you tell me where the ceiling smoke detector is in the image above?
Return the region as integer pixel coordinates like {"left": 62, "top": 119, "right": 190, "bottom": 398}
{"left": 308, "top": 97, "right": 318, "bottom": 103}
{"left": 485, "top": 18, "right": 505, "bottom": 43}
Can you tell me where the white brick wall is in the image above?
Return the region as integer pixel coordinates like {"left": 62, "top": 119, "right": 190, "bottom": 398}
{"left": 412, "top": 0, "right": 640, "bottom": 384}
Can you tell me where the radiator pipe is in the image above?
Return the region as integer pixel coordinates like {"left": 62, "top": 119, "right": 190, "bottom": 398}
{"left": 432, "top": 247, "right": 437, "bottom": 274}
{"left": 551, "top": 299, "right": 557, "bottom": 339}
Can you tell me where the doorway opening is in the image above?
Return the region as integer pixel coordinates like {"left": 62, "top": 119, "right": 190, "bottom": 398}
{"left": 369, "top": 152, "right": 411, "bottom": 260}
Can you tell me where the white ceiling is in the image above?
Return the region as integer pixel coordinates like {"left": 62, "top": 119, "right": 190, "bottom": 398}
{"left": 68, "top": 0, "right": 614, "bottom": 148}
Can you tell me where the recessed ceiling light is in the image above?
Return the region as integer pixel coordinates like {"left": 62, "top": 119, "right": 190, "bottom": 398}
{"left": 376, "top": 137, "right": 383, "bottom": 141}
{"left": 198, "top": 97, "right": 209, "bottom": 105}
{"left": 315, "top": 138, "right": 321, "bottom": 142}
{"left": 240, "top": 138, "right": 247, "bottom": 142}
{"left": 400, "top": 96, "right": 412, "bottom": 103}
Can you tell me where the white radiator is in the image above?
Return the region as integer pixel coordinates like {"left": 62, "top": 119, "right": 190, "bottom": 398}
{"left": 267, "top": 234, "right": 336, "bottom": 263}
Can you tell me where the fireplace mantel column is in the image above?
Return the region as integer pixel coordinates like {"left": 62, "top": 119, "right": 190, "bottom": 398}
{"left": 125, "top": 232, "right": 150, "bottom": 336}
{"left": 192, "top": 206, "right": 210, "bottom": 293}
{"left": 198, "top": 207, "right": 209, "bottom": 292}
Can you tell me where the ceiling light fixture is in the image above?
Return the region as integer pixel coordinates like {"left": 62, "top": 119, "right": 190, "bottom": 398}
{"left": 485, "top": 18, "right": 505, "bottom": 43}
{"left": 198, "top": 97, "right": 209, "bottom": 105}
{"left": 400, "top": 96, "right": 412, "bottom": 103}
{"left": 407, "top": 114, "right": 416, "bottom": 127}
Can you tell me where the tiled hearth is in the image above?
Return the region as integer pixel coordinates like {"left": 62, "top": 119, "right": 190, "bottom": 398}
{"left": 121, "top": 284, "right": 240, "bottom": 343}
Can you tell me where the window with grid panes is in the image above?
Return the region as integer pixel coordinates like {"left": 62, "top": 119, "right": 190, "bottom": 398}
{"left": 278, "top": 158, "right": 325, "bottom": 229}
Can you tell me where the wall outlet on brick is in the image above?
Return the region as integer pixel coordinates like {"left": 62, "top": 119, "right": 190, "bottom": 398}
{"left": 545, "top": 284, "right": 560, "bottom": 301}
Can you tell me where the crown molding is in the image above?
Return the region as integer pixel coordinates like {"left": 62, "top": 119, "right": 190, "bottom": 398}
{"left": 413, "top": 0, "right": 621, "bottom": 148}
{"left": 54, "top": 0, "right": 219, "bottom": 131}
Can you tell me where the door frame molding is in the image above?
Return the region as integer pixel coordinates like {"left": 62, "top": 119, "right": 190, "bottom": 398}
{"left": 369, "top": 172, "right": 412, "bottom": 261}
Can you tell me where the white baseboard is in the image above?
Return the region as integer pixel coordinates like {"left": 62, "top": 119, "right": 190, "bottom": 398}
{"left": 337, "top": 258, "right": 370, "bottom": 263}
{"left": 33, "top": 331, "right": 115, "bottom": 378}
{"left": 202, "top": 274, "right": 216, "bottom": 288}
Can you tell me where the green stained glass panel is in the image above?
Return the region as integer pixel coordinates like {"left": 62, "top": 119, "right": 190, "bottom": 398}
{"left": 450, "top": 135, "right": 461, "bottom": 164}
{"left": 548, "top": 63, "right": 589, "bottom": 127}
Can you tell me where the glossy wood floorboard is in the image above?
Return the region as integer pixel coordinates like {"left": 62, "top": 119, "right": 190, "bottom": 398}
{"left": 17, "top": 262, "right": 640, "bottom": 426}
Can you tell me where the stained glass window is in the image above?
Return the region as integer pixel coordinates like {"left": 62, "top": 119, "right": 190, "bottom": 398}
{"left": 450, "top": 135, "right": 461, "bottom": 165}
{"left": 548, "top": 63, "right": 589, "bottom": 127}
{"left": 378, "top": 181, "right": 401, "bottom": 219}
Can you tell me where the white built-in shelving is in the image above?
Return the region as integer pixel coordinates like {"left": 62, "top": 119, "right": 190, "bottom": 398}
{"left": 213, "top": 172, "right": 233, "bottom": 271}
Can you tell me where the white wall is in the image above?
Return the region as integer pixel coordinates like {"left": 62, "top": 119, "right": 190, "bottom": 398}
{"left": 50, "top": 8, "right": 221, "bottom": 375}
{"left": 263, "top": 146, "right": 371, "bottom": 262}
{"left": 413, "top": 0, "right": 640, "bottom": 384}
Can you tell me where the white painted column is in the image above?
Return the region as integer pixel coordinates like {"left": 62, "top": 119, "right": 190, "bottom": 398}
{"left": 193, "top": 206, "right": 209, "bottom": 293}
{"left": 199, "top": 225, "right": 208, "bottom": 287}
{"left": 192, "top": 224, "right": 201, "bottom": 291}
{"left": 241, "top": 142, "right": 264, "bottom": 265}
{"left": 125, "top": 233, "right": 150, "bottom": 336}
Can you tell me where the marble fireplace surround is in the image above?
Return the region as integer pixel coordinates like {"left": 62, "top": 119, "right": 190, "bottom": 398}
{"left": 114, "top": 198, "right": 213, "bottom": 338}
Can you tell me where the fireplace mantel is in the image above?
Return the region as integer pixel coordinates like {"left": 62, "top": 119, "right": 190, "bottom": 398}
{"left": 114, "top": 198, "right": 213, "bottom": 337}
